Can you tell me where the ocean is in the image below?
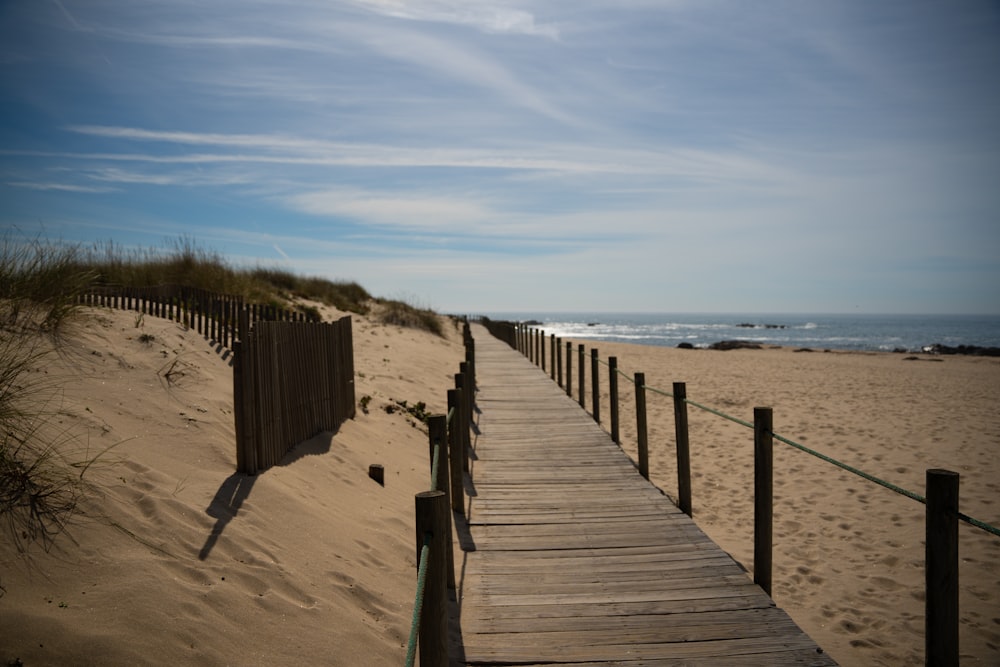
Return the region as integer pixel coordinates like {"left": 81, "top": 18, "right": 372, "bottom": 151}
{"left": 486, "top": 313, "right": 1000, "bottom": 354}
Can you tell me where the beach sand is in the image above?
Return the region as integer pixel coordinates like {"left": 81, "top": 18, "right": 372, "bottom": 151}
{"left": 576, "top": 337, "right": 1000, "bottom": 666}
{"left": 2, "top": 309, "right": 997, "bottom": 666}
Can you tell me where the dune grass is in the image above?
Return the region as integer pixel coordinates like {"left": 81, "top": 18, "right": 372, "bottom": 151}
{"left": 1, "top": 233, "right": 445, "bottom": 550}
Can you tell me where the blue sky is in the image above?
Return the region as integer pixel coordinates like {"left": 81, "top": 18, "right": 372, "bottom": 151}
{"left": 2, "top": 1, "right": 998, "bottom": 314}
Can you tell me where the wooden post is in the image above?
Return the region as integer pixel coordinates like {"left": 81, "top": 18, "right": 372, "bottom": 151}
{"left": 540, "top": 329, "right": 545, "bottom": 371}
{"left": 590, "top": 349, "right": 600, "bottom": 423}
{"left": 609, "top": 357, "right": 619, "bottom": 445}
{"left": 415, "top": 490, "right": 449, "bottom": 667}
{"left": 754, "top": 407, "right": 773, "bottom": 596}
{"left": 460, "top": 361, "right": 473, "bottom": 427}
{"left": 635, "top": 372, "right": 649, "bottom": 480}
{"left": 447, "top": 389, "right": 464, "bottom": 513}
{"left": 465, "top": 336, "right": 476, "bottom": 392}
{"left": 926, "top": 468, "right": 959, "bottom": 667}
{"left": 565, "top": 341, "right": 572, "bottom": 397}
{"left": 556, "top": 337, "right": 563, "bottom": 388}
{"left": 427, "top": 414, "right": 455, "bottom": 591}
{"left": 368, "top": 464, "right": 385, "bottom": 486}
{"left": 578, "top": 344, "right": 585, "bottom": 409}
{"left": 550, "top": 334, "right": 556, "bottom": 381}
{"left": 233, "top": 341, "right": 248, "bottom": 474}
{"left": 673, "top": 382, "right": 692, "bottom": 517}
{"left": 455, "top": 373, "right": 469, "bottom": 472}
{"left": 428, "top": 415, "right": 449, "bottom": 494}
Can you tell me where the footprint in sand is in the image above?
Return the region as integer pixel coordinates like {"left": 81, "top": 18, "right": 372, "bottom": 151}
{"left": 870, "top": 576, "right": 902, "bottom": 592}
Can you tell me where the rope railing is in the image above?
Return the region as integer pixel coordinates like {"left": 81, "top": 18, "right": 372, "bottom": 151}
{"left": 404, "top": 535, "right": 432, "bottom": 667}
{"left": 404, "top": 320, "right": 476, "bottom": 667}
{"left": 591, "top": 342, "right": 998, "bottom": 538}
{"left": 503, "top": 322, "right": 995, "bottom": 662}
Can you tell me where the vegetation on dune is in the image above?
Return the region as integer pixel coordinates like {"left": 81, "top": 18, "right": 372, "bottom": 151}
{"left": 0, "top": 232, "right": 444, "bottom": 551}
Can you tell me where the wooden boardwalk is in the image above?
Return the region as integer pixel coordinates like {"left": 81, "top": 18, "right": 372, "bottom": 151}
{"left": 449, "top": 326, "right": 836, "bottom": 666}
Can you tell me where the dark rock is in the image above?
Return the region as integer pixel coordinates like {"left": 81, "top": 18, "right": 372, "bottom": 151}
{"left": 709, "top": 340, "right": 762, "bottom": 351}
{"left": 922, "top": 343, "right": 1000, "bottom": 357}
{"left": 676, "top": 342, "right": 695, "bottom": 349}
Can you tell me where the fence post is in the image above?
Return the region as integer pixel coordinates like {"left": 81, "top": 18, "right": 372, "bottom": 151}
{"left": 550, "top": 334, "right": 556, "bottom": 381}
{"left": 565, "top": 341, "right": 573, "bottom": 397}
{"left": 455, "top": 373, "right": 470, "bottom": 472}
{"left": 673, "top": 382, "right": 692, "bottom": 517}
{"left": 926, "top": 468, "right": 959, "bottom": 667}
{"left": 591, "top": 348, "right": 600, "bottom": 424}
{"left": 415, "top": 490, "right": 449, "bottom": 667}
{"left": 635, "top": 372, "right": 649, "bottom": 480}
{"left": 578, "top": 344, "right": 585, "bottom": 409}
{"left": 447, "top": 389, "right": 464, "bottom": 514}
{"left": 754, "top": 407, "right": 773, "bottom": 596}
{"left": 427, "top": 415, "right": 455, "bottom": 591}
{"left": 556, "top": 337, "right": 563, "bottom": 388}
{"left": 540, "top": 329, "right": 545, "bottom": 371}
{"left": 233, "top": 341, "right": 248, "bottom": 474}
{"left": 609, "top": 357, "right": 619, "bottom": 444}
{"left": 465, "top": 336, "right": 476, "bottom": 392}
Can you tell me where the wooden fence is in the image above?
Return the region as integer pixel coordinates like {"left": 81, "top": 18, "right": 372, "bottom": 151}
{"left": 233, "top": 316, "right": 355, "bottom": 475}
{"left": 489, "top": 319, "right": 992, "bottom": 667}
{"left": 81, "top": 284, "right": 354, "bottom": 476}
{"left": 81, "top": 283, "right": 316, "bottom": 350}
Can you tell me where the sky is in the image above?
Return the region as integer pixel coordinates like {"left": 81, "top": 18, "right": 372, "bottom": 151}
{"left": 2, "top": 1, "right": 999, "bottom": 315}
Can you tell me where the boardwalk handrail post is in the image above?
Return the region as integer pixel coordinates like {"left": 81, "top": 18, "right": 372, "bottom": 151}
{"left": 926, "top": 468, "right": 959, "bottom": 667}
{"left": 673, "top": 382, "right": 692, "bottom": 517}
{"left": 455, "top": 373, "right": 470, "bottom": 472}
{"left": 754, "top": 407, "right": 773, "bottom": 596}
{"left": 550, "top": 334, "right": 556, "bottom": 381}
{"left": 591, "top": 348, "right": 600, "bottom": 424}
{"left": 460, "top": 360, "right": 474, "bottom": 426}
{"left": 565, "top": 341, "right": 573, "bottom": 397}
{"left": 540, "top": 329, "right": 545, "bottom": 371}
{"left": 556, "top": 337, "right": 563, "bottom": 388}
{"left": 415, "top": 490, "right": 449, "bottom": 667}
{"left": 447, "top": 389, "right": 464, "bottom": 514}
{"left": 609, "top": 357, "right": 620, "bottom": 444}
{"left": 578, "top": 344, "right": 585, "bottom": 409}
{"left": 427, "top": 414, "right": 455, "bottom": 590}
{"left": 465, "top": 336, "right": 476, "bottom": 394}
{"left": 635, "top": 372, "right": 649, "bottom": 480}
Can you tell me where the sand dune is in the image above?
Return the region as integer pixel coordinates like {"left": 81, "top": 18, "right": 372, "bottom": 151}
{"left": 2, "top": 305, "right": 466, "bottom": 666}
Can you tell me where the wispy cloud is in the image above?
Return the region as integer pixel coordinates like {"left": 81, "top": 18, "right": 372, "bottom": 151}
{"left": 346, "top": 0, "right": 560, "bottom": 38}
{"left": 287, "top": 188, "right": 495, "bottom": 230}
{"left": 6, "top": 181, "right": 116, "bottom": 193}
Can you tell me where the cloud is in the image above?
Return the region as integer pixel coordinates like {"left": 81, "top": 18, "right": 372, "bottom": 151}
{"left": 346, "top": 0, "right": 560, "bottom": 38}
{"left": 5, "top": 181, "right": 115, "bottom": 193}
{"left": 287, "top": 188, "right": 495, "bottom": 230}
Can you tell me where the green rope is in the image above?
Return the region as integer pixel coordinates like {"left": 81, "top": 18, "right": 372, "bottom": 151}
{"left": 959, "top": 512, "right": 1000, "bottom": 537}
{"left": 644, "top": 384, "right": 673, "bottom": 399}
{"left": 685, "top": 398, "right": 755, "bottom": 429}
{"left": 430, "top": 442, "right": 441, "bottom": 492}
{"left": 771, "top": 432, "right": 926, "bottom": 504}
{"left": 446, "top": 406, "right": 455, "bottom": 424}
{"left": 404, "top": 536, "right": 431, "bottom": 667}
